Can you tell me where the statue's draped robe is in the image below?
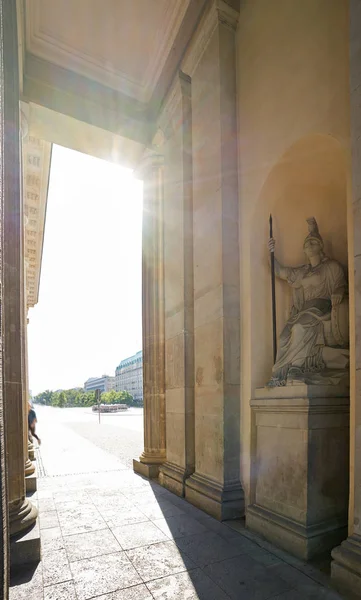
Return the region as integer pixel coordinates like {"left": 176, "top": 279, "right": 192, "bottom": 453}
{"left": 272, "top": 258, "right": 346, "bottom": 382}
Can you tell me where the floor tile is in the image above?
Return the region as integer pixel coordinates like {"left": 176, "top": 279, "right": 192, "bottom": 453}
{"left": 38, "top": 498, "right": 57, "bottom": 512}
{"left": 268, "top": 563, "right": 324, "bottom": 589}
{"left": 138, "top": 499, "right": 185, "bottom": 521}
{"left": 70, "top": 551, "right": 142, "bottom": 600}
{"left": 39, "top": 510, "right": 60, "bottom": 530}
{"left": 95, "top": 584, "right": 153, "bottom": 599}
{"left": 64, "top": 528, "right": 122, "bottom": 562}
{"left": 126, "top": 540, "right": 196, "bottom": 581}
{"left": 44, "top": 580, "right": 77, "bottom": 599}
{"left": 204, "top": 554, "right": 291, "bottom": 600}
{"left": 40, "top": 526, "right": 65, "bottom": 553}
{"left": 100, "top": 506, "right": 149, "bottom": 527}
{"left": 175, "top": 531, "right": 244, "bottom": 567}
{"left": 9, "top": 563, "right": 43, "bottom": 600}
{"left": 147, "top": 568, "right": 231, "bottom": 600}
{"left": 42, "top": 548, "right": 73, "bottom": 587}
{"left": 271, "top": 586, "right": 344, "bottom": 599}
{"left": 57, "top": 503, "right": 107, "bottom": 535}
{"left": 112, "top": 520, "right": 169, "bottom": 549}
{"left": 153, "top": 514, "right": 208, "bottom": 540}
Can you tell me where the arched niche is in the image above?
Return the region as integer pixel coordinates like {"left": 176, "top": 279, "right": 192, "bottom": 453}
{"left": 249, "top": 134, "right": 348, "bottom": 390}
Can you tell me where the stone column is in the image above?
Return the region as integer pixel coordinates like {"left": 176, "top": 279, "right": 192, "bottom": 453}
{"left": 157, "top": 72, "right": 195, "bottom": 496}
{"left": 182, "top": 0, "right": 244, "bottom": 520}
{"left": 331, "top": 0, "right": 361, "bottom": 594}
{"left": 133, "top": 153, "right": 166, "bottom": 478}
{"left": 3, "top": 18, "right": 37, "bottom": 536}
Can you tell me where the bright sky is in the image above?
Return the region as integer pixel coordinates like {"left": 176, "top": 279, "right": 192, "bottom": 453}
{"left": 28, "top": 144, "right": 143, "bottom": 395}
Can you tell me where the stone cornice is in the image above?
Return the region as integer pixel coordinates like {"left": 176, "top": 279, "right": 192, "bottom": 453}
{"left": 22, "top": 134, "right": 52, "bottom": 308}
{"left": 157, "top": 71, "right": 191, "bottom": 141}
{"left": 182, "top": 0, "right": 239, "bottom": 77}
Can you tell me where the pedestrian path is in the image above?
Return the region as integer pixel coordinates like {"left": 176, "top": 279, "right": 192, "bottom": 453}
{"left": 10, "top": 419, "right": 346, "bottom": 600}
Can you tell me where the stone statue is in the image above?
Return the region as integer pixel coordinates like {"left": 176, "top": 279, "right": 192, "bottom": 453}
{"left": 267, "top": 217, "right": 349, "bottom": 387}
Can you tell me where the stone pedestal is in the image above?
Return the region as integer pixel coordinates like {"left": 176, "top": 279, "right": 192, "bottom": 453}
{"left": 133, "top": 153, "right": 166, "bottom": 479}
{"left": 247, "top": 385, "right": 349, "bottom": 560}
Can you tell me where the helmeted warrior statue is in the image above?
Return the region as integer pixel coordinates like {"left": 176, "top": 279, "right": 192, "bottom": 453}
{"left": 267, "top": 218, "right": 349, "bottom": 386}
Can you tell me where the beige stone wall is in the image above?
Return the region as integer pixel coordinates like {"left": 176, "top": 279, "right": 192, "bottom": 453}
{"left": 236, "top": 0, "right": 352, "bottom": 502}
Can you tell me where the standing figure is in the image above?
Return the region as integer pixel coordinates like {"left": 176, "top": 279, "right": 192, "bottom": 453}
{"left": 28, "top": 402, "right": 41, "bottom": 446}
{"left": 267, "top": 218, "right": 349, "bottom": 387}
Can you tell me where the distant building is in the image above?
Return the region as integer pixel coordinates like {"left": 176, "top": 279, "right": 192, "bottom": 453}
{"left": 115, "top": 351, "right": 143, "bottom": 403}
{"left": 84, "top": 375, "right": 115, "bottom": 393}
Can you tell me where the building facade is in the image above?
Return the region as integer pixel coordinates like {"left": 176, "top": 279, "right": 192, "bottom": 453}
{"left": 84, "top": 375, "right": 115, "bottom": 393}
{"left": 115, "top": 351, "right": 143, "bottom": 403}
{"left": 3, "top": 1, "right": 361, "bottom": 598}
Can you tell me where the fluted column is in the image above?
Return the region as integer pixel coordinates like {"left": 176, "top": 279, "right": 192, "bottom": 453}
{"left": 157, "top": 71, "right": 196, "bottom": 497}
{"left": 133, "top": 153, "right": 166, "bottom": 478}
{"left": 4, "top": 13, "right": 37, "bottom": 536}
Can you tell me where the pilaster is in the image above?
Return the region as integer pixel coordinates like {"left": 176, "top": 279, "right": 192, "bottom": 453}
{"left": 331, "top": 0, "right": 361, "bottom": 595}
{"left": 182, "top": 0, "right": 244, "bottom": 519}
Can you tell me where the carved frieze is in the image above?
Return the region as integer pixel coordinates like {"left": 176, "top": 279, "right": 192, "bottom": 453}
{"left": 22, "top": 134, "right": 51, "bottom": 308}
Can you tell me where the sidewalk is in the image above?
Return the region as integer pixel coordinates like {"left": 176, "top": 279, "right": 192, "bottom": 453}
{"left": 10, "top": 418, "right": 345, "bottom": 600}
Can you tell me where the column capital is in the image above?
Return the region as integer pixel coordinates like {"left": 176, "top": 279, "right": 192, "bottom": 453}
{"left": 182, "top": 0, "right": 239, "bottom": 77}
{"left": 157, "top": 70, "right": 191, "bottom": 141}
{"left": 134, "top": 149, "right": 164, "bottom": 180}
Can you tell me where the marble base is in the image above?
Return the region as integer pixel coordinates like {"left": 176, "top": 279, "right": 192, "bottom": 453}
{"left": 159, "top": 462, "right": 190, "bottom": 497}
{"left": 25, "top": 472, "right": 37, "bottom": 493}
{"left": 247, "top": 385, "right": 349, "bottom": 560}
{"left": 133, "top": 459, "right": 160, "bottom": 479}
{"left": 10, "top": 516, "right": 40, "bottom": 569}
{"left": 331, "top": 535, "right": 361, "bottom": 599}
{"left": 185, "top": 472, "right": 244, "bottom": 521}
{"left": 247, "top": 504, "right": 347, "bottom": 561}
{"left": 25, "top": 458, "right": 35, "bottom": 477}
{"left": 9, "top": 497, "right": 38, "bottom": 538}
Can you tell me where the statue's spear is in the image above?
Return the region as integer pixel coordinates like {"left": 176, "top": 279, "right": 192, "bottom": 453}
{"left": 269, "top": 214, "right": 277, "bottom": 364}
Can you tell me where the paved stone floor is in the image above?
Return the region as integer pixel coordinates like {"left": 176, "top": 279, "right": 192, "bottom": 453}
{"left": 10, "top": 410, "right": 346, "bottom": 599}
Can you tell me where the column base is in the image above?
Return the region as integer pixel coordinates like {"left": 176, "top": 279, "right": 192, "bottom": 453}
{"left": 247, "top": 503, "right": 347, "bottom": 561}
{"left": 185, "top": 472, "right": 244, "bottom": 521}
{"left": 331, "top": 535, "right": 361, "bottom": 599}
{"left": 25, "top": 463, "right": 37, "bottom": 493}
{"left": 25, "top": 458, "right": 35, "bottom": 477}
{"left": 133, "top": 459, "right": 160, "bottom": 479}
{"left": 28, "top": 440, "right": 35, "bottom": 461}
{"left": 9, "top": 497, "right": 38, "bottom": 537}
{"left": 159, "top": 462, "right": 192, "bottom": 497}
{"left": 10, "top": 511, "right": 41, "bottom": 569}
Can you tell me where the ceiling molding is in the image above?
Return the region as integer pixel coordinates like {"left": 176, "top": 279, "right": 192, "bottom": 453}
{"left": 182, "top": 0, "right": 239, "bottom": 77}
{"left": 23, "top": 54, "right": 152, "bottom": 146}
{"left": 25, "top": 0, "right": 192, "bottom": 103}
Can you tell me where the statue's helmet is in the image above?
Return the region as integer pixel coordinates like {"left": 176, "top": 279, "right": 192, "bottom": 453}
{"left": 303, "top": 217, "right": 324, "bottom": 249}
